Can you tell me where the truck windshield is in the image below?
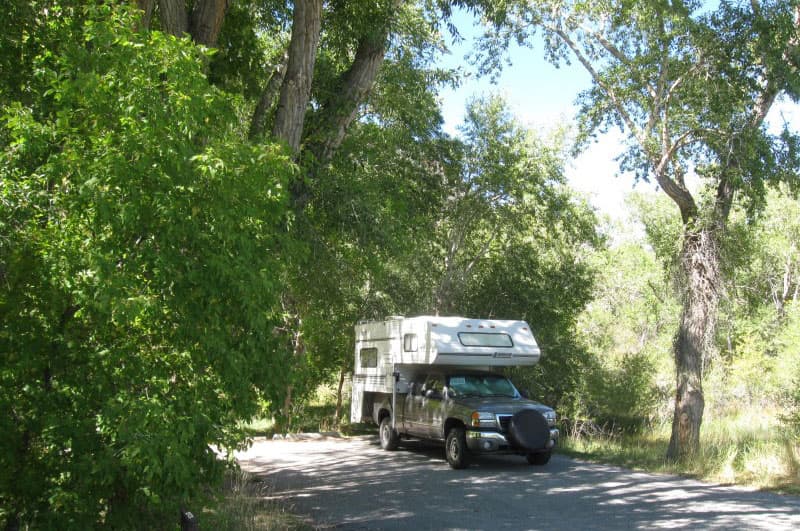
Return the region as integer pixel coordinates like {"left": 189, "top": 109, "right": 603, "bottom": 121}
{"left": 447, "top": 374, "right": 517, "bottom": 398}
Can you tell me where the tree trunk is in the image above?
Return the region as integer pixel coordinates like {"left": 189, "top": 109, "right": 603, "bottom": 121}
{"left": 272, "top": 0, "right": 322, "bottom": 154}
{"left": 306, "top": 0, "right": 403, "bottom": 163}
{"left": 308, "top": 31, "right": 390, "bottom": 163}
{"left": 154, "top": 0, "right": 228, "bottom": 47}
{"left": 136, "top": 0, "right": 156, "bottom": 30}
{"left": 157, "top": 0, "right": 188, "bottom": 38}
{"left": 666, "top": 226, "right": 720, "bottom": 460}
{"left": 334, "top": 368, "right": 346, "bottom": 429}
{"left": 249, "top": 54, "right": 288, "bottom": 141}
{"left": 189, "top": 0, "right": 229, "bottom": 47}
{"left": 281, "top": 384, "right": 294, "bottom": 433}
{"left": 4, "top": 513, "right": 20, "bottom": 531}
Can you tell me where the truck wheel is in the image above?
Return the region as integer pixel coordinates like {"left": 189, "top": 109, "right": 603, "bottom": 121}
{"left": 445, "top": 426, "right": 469, "bottom": 469}
{"left": 526, "top": 451, "right": 551, "bottom": 466}
{"left": 379, "top": 417, "right": 399, "bottom": 451}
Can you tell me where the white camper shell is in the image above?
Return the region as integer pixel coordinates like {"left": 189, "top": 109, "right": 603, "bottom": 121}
{"left": 350, "top": 316, "right": 541, "bottom": 424}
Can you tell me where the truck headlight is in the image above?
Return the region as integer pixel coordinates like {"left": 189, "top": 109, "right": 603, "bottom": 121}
{"left": 544, "top": 410, "right": 557, "bottom": 427}
{"left": 471, "top": 411, "right": 497, "bottom": 428}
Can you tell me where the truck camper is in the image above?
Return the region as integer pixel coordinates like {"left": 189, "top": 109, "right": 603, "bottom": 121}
{"left": 351, "top": 316, "right": 558, "bottom": 469}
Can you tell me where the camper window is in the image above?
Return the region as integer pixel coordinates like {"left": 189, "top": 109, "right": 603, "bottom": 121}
{"left": 457, "top": 332, "right": 513, "bottom": 348}
{"left": 403, "top": 334, "right": 418, "bottom": 352}
{"left": 359, "top": 347, "right": 378, "bottom": 368}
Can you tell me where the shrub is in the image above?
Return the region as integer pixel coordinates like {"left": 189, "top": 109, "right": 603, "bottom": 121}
{"left": 0, "top": 5, "right": 291, "bottom": 528}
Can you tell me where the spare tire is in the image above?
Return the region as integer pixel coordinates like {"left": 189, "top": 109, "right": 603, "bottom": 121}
{"left": 508, "top": 409, "right": 549, "bottom": 451}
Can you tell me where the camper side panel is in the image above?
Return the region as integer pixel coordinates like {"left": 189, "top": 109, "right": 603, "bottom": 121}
{"left": 395, "top": 318, "right": 433, "bottom": 365}
{"left": 351, "top": 320, "right": 398, "bottom": 423}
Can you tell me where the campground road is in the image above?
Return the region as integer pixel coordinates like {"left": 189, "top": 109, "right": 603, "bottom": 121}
{"left": 236, "top": 435, "right": 800, "bottom": 530}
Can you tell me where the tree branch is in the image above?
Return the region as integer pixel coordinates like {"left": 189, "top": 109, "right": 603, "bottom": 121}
{"left": 249, "top": 51, "right": 288, "bottom": 141}
{"left": 585, "top": 24, "right": 658, "bottom": 100}
{"left": 307, "top": 0, "right": 404, "bottom": 163}
{"left": 554, "top": 28, "right": 647, "bottom": 151}
{"left": 554, "top": 24, "right": 699, "bottom": 220}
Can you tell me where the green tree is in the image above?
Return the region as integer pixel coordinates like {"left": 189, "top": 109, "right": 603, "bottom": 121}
{"left": 404, "top": 96, "right": 601, "bottom": 320}
{"left": 255, "top": 1, "right": 458, "bottom": 427}
{"left": 712, "top": 188, "right": 800, "bottom": 412}
{"left": 477, "top": 0, "right": 800, "bottom": 458}
{"left": 384, "top": 96, "right": 602, "bottom": 415}
{"left": 576, "top": 207, "right": 680, "bottom": 429}
{"left": 1, "top": 5, "right": 291, "bottom": 527}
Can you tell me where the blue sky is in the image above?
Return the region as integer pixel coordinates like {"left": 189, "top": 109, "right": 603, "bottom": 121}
{"left": 436, "top": 8, "right": 800, "bottom": 222}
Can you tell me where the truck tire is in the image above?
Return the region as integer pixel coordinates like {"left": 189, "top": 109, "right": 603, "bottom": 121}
{"left": 526, "top": 451, "right": 551, "bottom": 466}
{"left": 445, "top": 426, "right": 469, "bottom": 469}
{"left": 379, "top": 416, "right": 399, "bottom": 451}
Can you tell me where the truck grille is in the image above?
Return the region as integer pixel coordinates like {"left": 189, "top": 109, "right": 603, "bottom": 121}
{"left": 497, "top": 415, "right": 512, "bottom": 433}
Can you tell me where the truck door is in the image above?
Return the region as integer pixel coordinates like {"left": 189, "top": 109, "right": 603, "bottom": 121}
{"left": 421, "top": 374, "right": 446, "bottom": 440}
{"left": 403, "top": 375, "right": 428, "bottom": 437}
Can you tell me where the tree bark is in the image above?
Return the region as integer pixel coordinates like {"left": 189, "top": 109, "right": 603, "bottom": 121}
{"left": 157, "top": 0, "right": 188, "bottom": 38}
{"left": 249, "top": 54, "right": 288, "bottom": 141}
{"left": 308, "top": 31, "right": 390, "bottom": 163}
{"left": 153, "top": 0, "right": 228, "bottom": 47}
{"left": 280, "top": 384, "right": 294, "bottom": 433}
{"left": 306, "top": 0, "right": 403, "bottom": 163}
{"left": 666, "top": 226, "right": 720, "bottom": 460}
{"left": 272, "top": 0, "right": 322, "bottom": 154}
{"left": 334, "top": 368, "right": 346, "bottom": 428}
{"left": 4, "top": 514, "right": 20, "bottom": 531}
{"left": 136, "top": 0, "right": 156, "bottom": 30}
{"left": 189, "top": 0, "right": 229, "bottom": 47}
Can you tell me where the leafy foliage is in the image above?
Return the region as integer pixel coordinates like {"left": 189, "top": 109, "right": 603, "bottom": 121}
{"left": 709, "top": 188, "right": 800, "bottom": 415}
{"left": 581, "top": 189, "right": 800, "bottom": 434}
{"left": 6, "top": 0, "right": 797, "bottom": 524}
{"left": 576, "top": 228, "right": 678, "bottom": 429}
{"left": 412, "top": 96, "right": 601, "bottom": 416}
{"left": 471, "top": 0, "right": 800, "bottom": 459}
{"left": 0, "top": 5, "right": 291, "bottom": 527}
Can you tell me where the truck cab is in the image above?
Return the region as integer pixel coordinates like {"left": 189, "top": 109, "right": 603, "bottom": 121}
{"left": 379, "top": 368, "right": 558, "bottom": 468}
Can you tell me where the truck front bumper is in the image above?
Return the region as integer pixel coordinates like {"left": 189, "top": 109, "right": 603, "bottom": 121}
{"left": 466, "top": 428, "right": 559, "bottom": 453}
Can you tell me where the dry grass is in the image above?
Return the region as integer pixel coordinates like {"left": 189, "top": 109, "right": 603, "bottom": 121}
{"left": 560, "top": 411, "right": 800, "bottom": 495}
{"left": 203, "top": 470, "right": 312, "bottom": 531}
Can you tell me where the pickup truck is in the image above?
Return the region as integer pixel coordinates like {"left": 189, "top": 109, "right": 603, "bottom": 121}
{"left": 374, "top": 368, "right": 559, "bottom": 469}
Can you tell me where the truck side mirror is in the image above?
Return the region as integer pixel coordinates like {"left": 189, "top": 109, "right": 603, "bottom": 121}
{"left": 425, "top": 389, "right": 442, "bottom": 400}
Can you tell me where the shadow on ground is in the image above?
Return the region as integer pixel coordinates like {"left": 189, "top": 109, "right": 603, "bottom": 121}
{"left": 237, "top": 435, "right": 800, "bottom": 530}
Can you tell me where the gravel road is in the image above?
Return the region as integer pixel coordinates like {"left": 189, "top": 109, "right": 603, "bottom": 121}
{"left": 236, "top": 435, "right": 800, "bottom": 530}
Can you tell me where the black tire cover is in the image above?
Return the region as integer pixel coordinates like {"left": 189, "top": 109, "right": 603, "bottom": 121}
{"left": 508, "top": 409, "right": 549, "bottom": 451}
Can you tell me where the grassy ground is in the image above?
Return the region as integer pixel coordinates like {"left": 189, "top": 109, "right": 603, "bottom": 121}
{"left": 204, "top": 470, "right": 313, "bottom": 531}
{"left": 241, "top": 404, "right": 349, "bottom": 438}
{"left": 559, "top": 411, "right": 800, "bottom": 495}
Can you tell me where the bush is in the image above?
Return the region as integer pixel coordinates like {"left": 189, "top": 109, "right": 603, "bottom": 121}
{"left": 0, "top": 5, "right": 291, "bottom": 528}
{"left": 586, "top": 352, "right": 661, "bottom": 431}
{"left": 784, "top": 369, "right": 800, "bottom": 436}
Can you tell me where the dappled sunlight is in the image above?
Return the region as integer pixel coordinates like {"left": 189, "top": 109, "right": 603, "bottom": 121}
{"left": 238, "top": 436, "right": 800, "bottom": 530}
